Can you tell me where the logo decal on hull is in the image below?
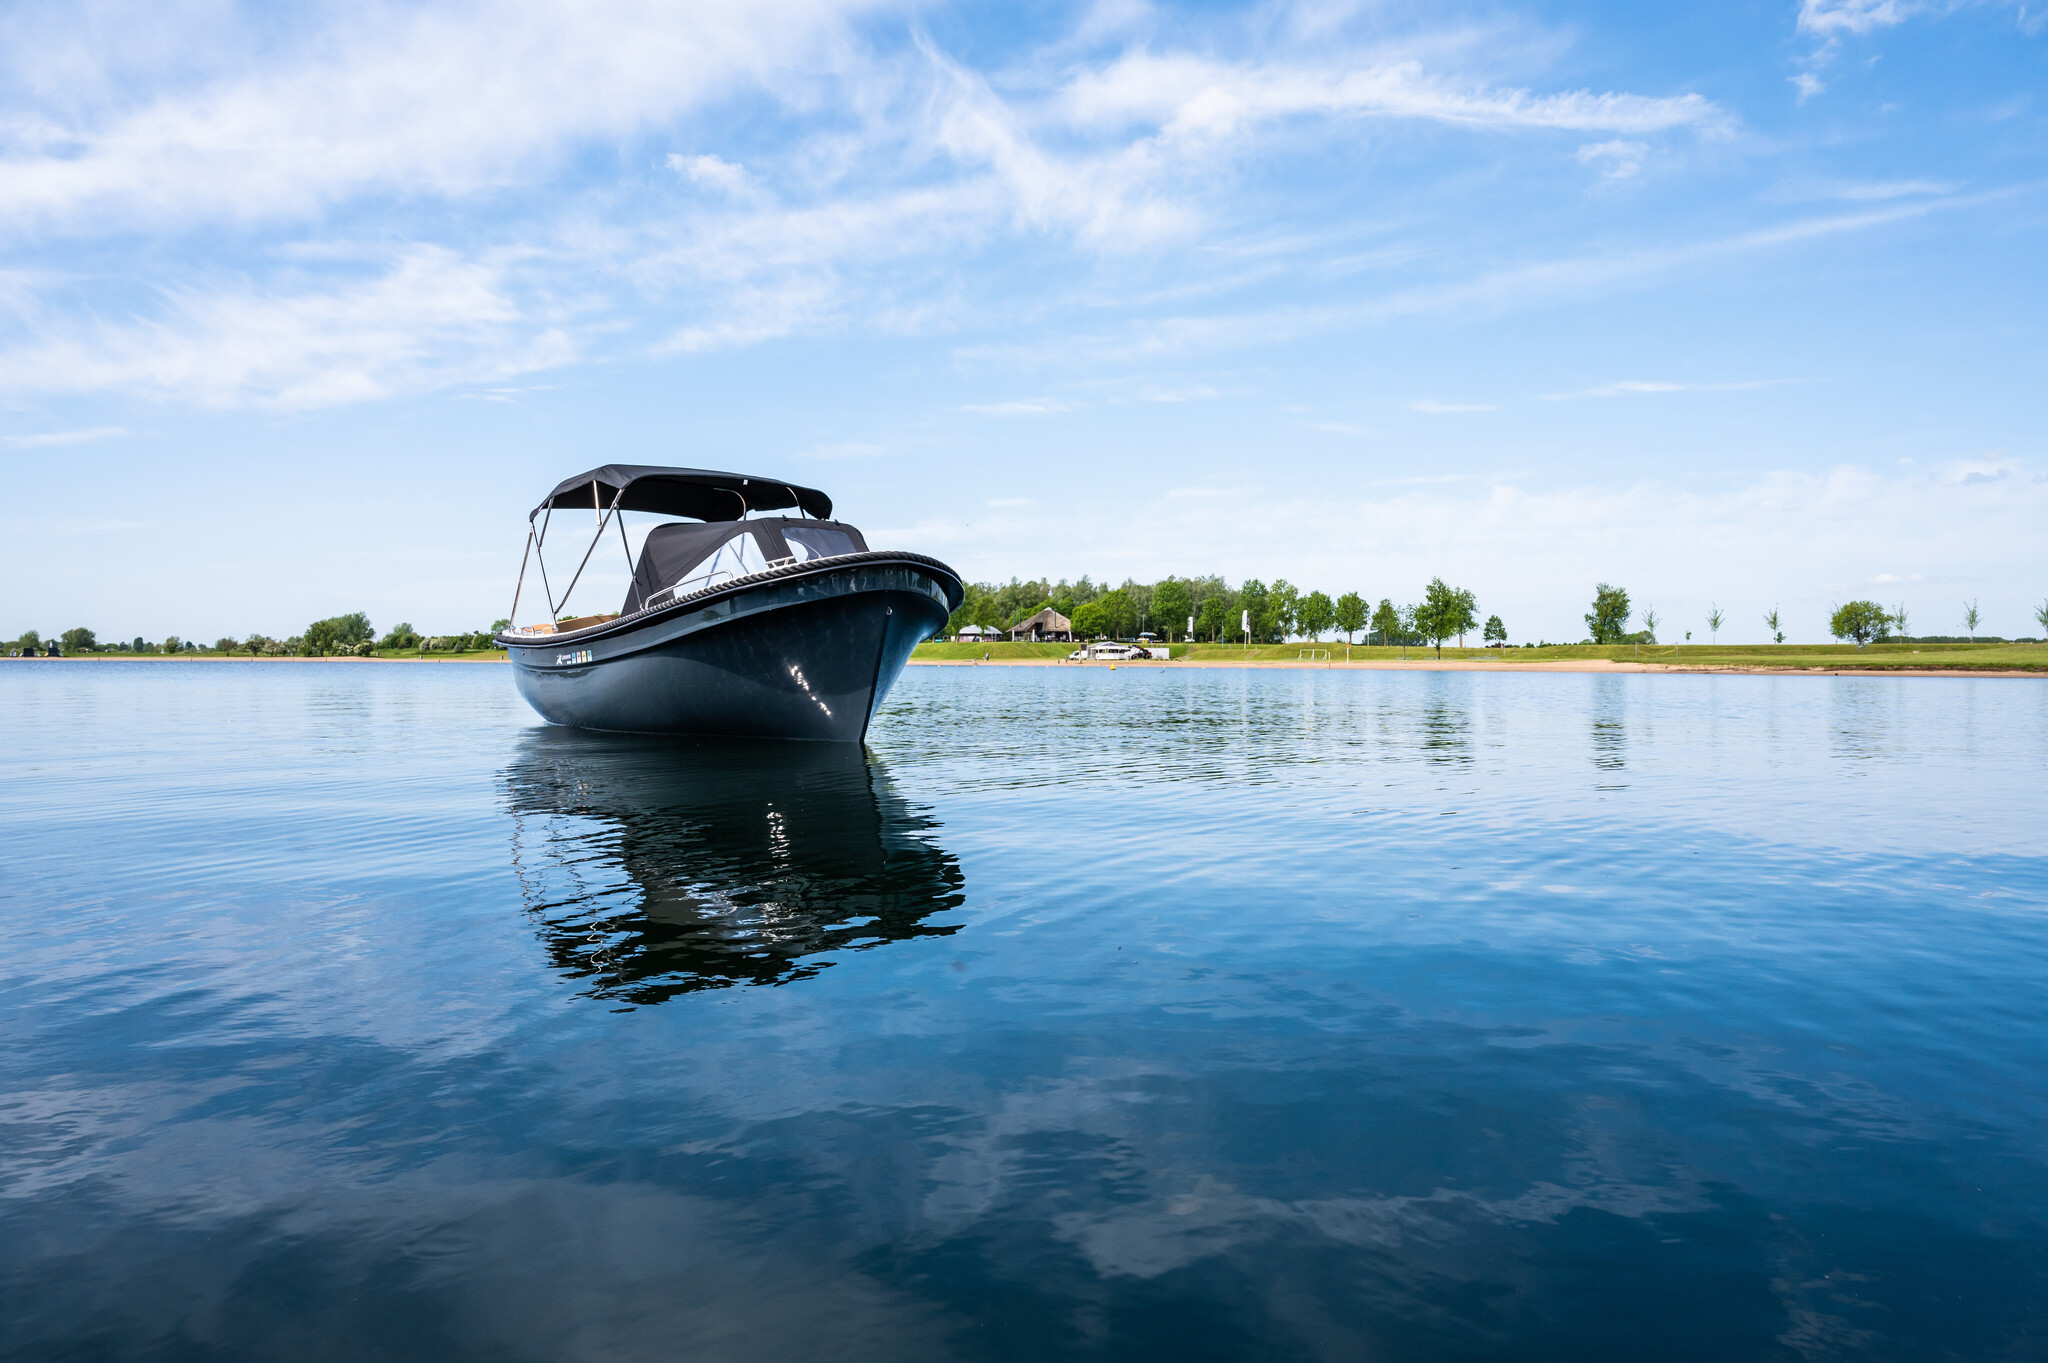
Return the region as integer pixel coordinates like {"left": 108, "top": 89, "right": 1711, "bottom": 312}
{"left": 556, "top": 649, "right": 593, "bottom": 666}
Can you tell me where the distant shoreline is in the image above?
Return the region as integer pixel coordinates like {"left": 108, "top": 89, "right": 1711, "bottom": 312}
{"left": 909, "top": 657, "right": 2047, "bottom": 678}
{"left": 11, "top": 655, "right": 2041, "bottom": 678}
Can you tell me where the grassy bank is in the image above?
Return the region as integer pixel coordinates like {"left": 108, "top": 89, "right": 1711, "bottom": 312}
{"left": 912, "top": 640, "right": 1096, "bottom": 661}
{"left": 48, "top": 648, "right": 509, "bottom": 662}
{"left": 1187, "top": 640, "right": 2048, "bottom": 669}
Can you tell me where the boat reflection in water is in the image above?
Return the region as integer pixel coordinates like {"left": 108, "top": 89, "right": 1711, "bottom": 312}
{"left": 502, "top": 729, "right": 965, "bottom": 1005}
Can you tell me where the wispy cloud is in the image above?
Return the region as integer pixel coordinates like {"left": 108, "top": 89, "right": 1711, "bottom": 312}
{"left": 1542, "top": 379, "right": 1797, "bottom": 401}
{"left": 0, "top": 247, "right": 571, "bottom": 408}
{"left": 960, "top": 400, "right": 1068, "bottom": 416}
{"left": 1577, "top": 140, "right": 1648, "bottom": 179}
{"left": 5, "top": 425, "right": 129, "bottom": 447}
{"left": 1059, "top": 52, "right": 1730, "bottom": 138}
{"left": 1408, "top": 400, "right": 1495, "bottom": 414}
{"left": 1798, "top": 0, "right": 1922, "bottom": 36}
{"left": 667, "top": 153, "right": 754, "bottom": 197}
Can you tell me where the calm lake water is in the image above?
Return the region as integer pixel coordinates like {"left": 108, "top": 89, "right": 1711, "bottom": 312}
{"left": 3, "top": 661, "right": 2046, "bottom": 1361}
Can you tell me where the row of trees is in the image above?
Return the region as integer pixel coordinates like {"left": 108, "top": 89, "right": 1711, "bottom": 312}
{"left": 1828, "top": 598, "right": 2048, "bottom": 647}
{"left": 1588, "top": 583, "right": 2048, "bottom": 649}
{"left": 9, "top": 615, "right": 512, "bottom": 657}
{"left": 947, "top": 576, "right": 1498, "bottom": 657}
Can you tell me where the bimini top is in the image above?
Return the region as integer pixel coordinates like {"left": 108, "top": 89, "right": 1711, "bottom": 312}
{"left": 532, "top": 465, "right": 833, "bottom": 523}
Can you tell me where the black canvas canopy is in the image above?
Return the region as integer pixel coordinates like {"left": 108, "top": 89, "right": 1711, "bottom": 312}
{"left": 532, "top": 465, "right": 833, "bottom": 523}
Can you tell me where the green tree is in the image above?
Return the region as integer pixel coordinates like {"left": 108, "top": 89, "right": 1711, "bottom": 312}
{"left": 1197, "top": 594, "right": 1229, "bottom": 641}
{"left": 1152, "top": 579, "right": 1193, "bottom": 641}
{"left": 1413, "top": 578, "right": 1477, "bottom": 659}
{"left": 1830, "top": 600, "right": 1891, "bottom": 647}
{"left": 163, "top": 635, "right": 183, "bottom": 654}
{"left": 130, "top": 636, "right": 148, "bottom": 653}
{"left": 1297, "top": 590, "right": 1334, "bottom": 641}
{"left": 19, "top": 629, "right": 42, "bottom": 651}
{"left": 1585, "top": 583, "right": 1631, "bottom": 644}
{"left": 1891, "top": 602, "right": 1909, "bottom": 641}
{"left": 61, "top": 627, "right": 96, "bottom": 653}
{"left": 1371, "top": 598, "right": 1401, "bottom": 646}
{"left": 1452, "top": 586, "right": 1477, "bottom": 646}
{"left": 1640, "top": 605, "right": 1659, "bottom": 644}
{"left": 378, "top": 621, "right": 420, "bottom": 650}
{"left": 1071, "top": 600, "right": 1109, "bottom": 638}
{"left": 1097, "top": 589, "right": 1136, "bottom": 638}
{"left": 1334, "top": 591, "right": 1366, "bottom": 644}
{"left": 1762, "top": 606, "right": 1782, "bottom": 645}
{"left": 1483, "top": 614, "right": 1506, "bottom": 645}
{"left": 1269, "top": 580, "right": 1301, "bottom": 641}
{"left": 1962, "top": 599, "right": 1980, "bottom": 641}
{"left": 214, "top": 637, "right": 239, "bottom": 654}
{"left": 1706, "top": 604, "right": 1724, "bottom": 646}
{"left": 2034, "top": 599, "right": 2048, "bottom": 639}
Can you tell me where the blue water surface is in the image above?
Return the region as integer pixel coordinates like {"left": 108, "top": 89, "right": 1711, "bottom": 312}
{"left": 2, "top": 661, "right": 2045, "bottom": 1361}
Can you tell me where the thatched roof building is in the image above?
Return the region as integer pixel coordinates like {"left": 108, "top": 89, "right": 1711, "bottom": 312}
{"left": 1008, "top": 607, "right": 1073, "bottom": 641}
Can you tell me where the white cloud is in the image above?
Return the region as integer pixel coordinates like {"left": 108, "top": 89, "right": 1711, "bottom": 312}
{"left": 1790, "top": 73, "right": 1825, "bottom": 102}
{"left": 667, "top": 153, "right": 754, "bottom": 196}
{"left": 1542, "top": 379, "right": 1796, "bottom": 400}
{"left": 4, "top": 426, "right": 129, "bottom": 447}
{"left": 0, "top": 247, "right": 572, "bottom": 409}
{"left": 1576, "top": 140, "right": 1647, "bottom": 179}
{"left": 957, "top": 194, "right": 1990, "bottom": 373}
{"left": 0, "top": 0, "right": 874, "bottom": 232}
{"left": 1407, "top": 400, "right": 1495, "bottom": 414}
{"left": 1059, "top": 52, "right": 1729, "bottom": 139}
{"left": 960, "top": 399, "right": 1068, "bottom": 416}
{"left": 1797, "top": 0, "right": 1920, "bottom": 35}
{"left": 0, "top": 1, "right": 1981, "bottom": 412}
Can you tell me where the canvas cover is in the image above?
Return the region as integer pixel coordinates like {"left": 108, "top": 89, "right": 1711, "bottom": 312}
{"left": 535, "top": 465, "right": 833, "bottom": 523}
{"left": 622, "top": 518, "right": 868, "bottom": 613}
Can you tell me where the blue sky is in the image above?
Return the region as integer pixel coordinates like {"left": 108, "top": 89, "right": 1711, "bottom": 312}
{"left": 2, "top": 0, "right": 2043, "bottom": 643}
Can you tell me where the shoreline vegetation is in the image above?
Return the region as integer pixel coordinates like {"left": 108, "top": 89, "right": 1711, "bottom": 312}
{"left": 8, "top": 588, "right": 2045, "bottom": 674}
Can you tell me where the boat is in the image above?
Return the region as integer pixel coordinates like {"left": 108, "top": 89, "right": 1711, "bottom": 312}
{"left": 494, "top": 465, "right": 962, "bottom": 741}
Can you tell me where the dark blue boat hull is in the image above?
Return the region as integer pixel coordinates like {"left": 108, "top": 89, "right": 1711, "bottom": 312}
{"left": 501, "top": 557, "right": 957, "bottom": 742}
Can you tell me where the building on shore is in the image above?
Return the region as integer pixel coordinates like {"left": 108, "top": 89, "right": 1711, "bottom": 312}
{"left": 952, "top": 624, "right": 1000, "bottom": 643}
{"left": 1008, "top": 607, "right": 1074, "bottom": 642}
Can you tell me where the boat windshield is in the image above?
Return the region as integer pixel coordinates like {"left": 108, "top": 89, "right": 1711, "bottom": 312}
{"left": 621, "top": 518, "right": 870, "bottom": 615}
{"left": 783, "top": 525, "right": 860, "bottom": 561}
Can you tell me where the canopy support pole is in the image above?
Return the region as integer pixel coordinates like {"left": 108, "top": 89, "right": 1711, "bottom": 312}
{"left": 535, "top": 506, "right": 557, "bottom": 618}
{"left": 508, "top": 526, "right": 534, "bottom": 627}
{"left": 555, "top": 487, "right": 626, "bottom": 620}
{"left": 616, "top": 510, "right": 635, "bottom": 606}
